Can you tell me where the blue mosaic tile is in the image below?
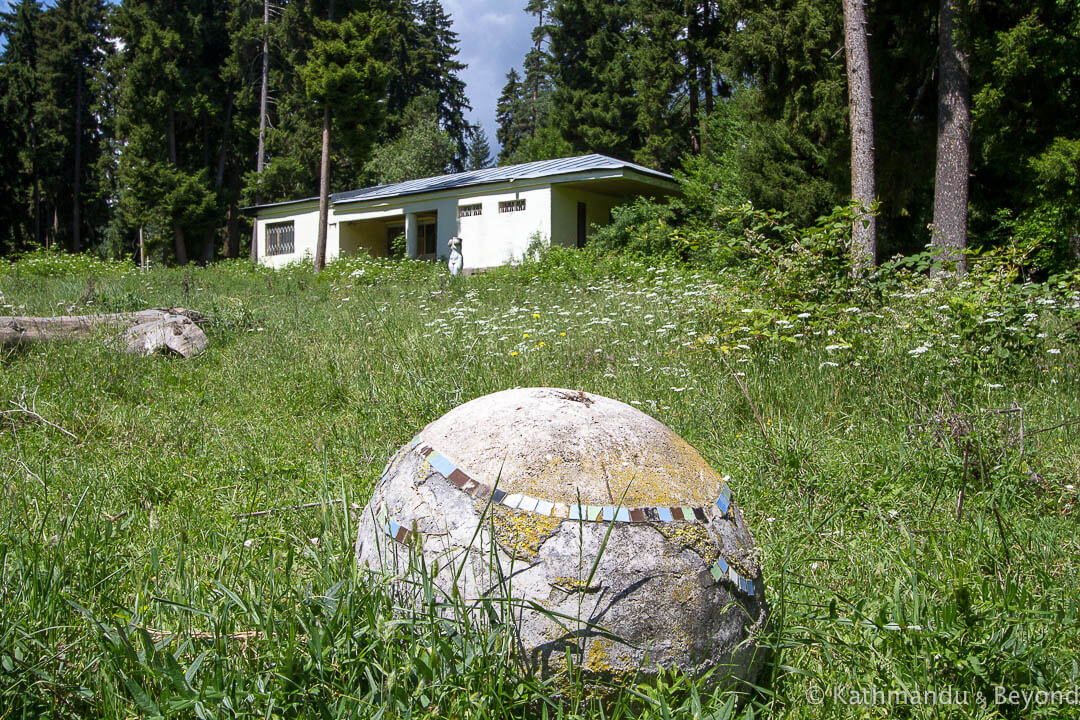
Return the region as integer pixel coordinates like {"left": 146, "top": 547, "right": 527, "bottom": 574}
{"left": 615, "top": 508, "right": 631, "bottom": 523}
{"left": 568, "top": 504, "right": 583, "bottom": 520}
{"left": 716, "top": 494, "right": 730, "bottom": 514}
{"left": 658, "top": 508, "right": 674, "bottom": 522}
{"left": 715, "top": 555, "right": 729, "bottom": 573}
{"left": 502, "top": 493, "right": 523, "bottom": 509}
{"left": 427, "top": 452, "right": 457, "bottom": 478}
{"left": 535, "top": 499, "right": 555, "bottom": 516}
{"left": 602, "top": 506, "right": 616, "bottom": 522}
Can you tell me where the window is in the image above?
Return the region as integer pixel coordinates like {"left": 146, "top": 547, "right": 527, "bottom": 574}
{"left": 498, "top": 199, "right": 526, "bottom": 213}
{"left": 266, "top": 221, "right": 294, "bottom": 256}
{"left": 458, "top": 203, "right": 482, "bottom": 218}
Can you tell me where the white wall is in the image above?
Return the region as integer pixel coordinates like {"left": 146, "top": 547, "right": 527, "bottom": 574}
{"left": 549, "top": 186, "right": 623, "bottom": 249}
{"left": 254, "top": 174, "right": 657, "bottom": 270}
{"left": 453, "top": 185, "right": 552, "bottom": 270}
{"left": 254, "top": 203, "right": 321, "bottom": 269}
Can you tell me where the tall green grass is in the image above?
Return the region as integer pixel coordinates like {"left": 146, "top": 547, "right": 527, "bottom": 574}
{"left": 1, "top": 251, "right": 1078, "bottom": 718}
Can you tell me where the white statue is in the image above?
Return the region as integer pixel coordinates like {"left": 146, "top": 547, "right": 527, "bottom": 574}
{"left": 447, "top": 236, "right": 463, "bottom": 276}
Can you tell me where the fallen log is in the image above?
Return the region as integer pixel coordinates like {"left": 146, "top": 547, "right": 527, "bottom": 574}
{"left": 0, "top": 308, "right": 208, "bottom": 358}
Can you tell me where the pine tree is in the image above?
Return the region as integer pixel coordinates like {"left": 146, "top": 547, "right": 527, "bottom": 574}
{"left": 37, "top": 0, "right": 111, "bottom": 254}
{"left": 302, "top": 4, "right": 392, "bottom": 271}
{"left": 626, "top": 0, "right": 688, "bottom": 169}
{"left": 521, "top": 0, "right": 555, "bottom": 141}
{"left": 415, "top": 1, "right": 470, "bottom": 169}
{"left": 0, "top": 0, "right": 45, "bottom": 251}
{"left": 466, "top": 125, "right": 492, "bottom": 170}
{"left": 722, "top": 0, "right": 850, "bottom": 225}
{"left": 548, "top": 0, "right": 637, "bottom": 159}
{"left": 112, "top": 0, "right": 227, "bottom": 265}
{"left": 496, "top": 68, "right": 527, "bottom": 162}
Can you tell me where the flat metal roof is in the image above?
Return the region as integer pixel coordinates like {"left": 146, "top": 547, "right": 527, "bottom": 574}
{"left": 244, "top": 154, "right": 675, "bottom": 213}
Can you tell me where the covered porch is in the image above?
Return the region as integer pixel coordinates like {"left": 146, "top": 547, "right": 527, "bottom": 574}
{"left": 337, "top": 211, "right": 438, "bottom": 260}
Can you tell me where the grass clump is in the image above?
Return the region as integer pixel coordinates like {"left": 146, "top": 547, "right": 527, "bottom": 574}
{"left": 0, "top": 246, "right": 1078, "bottom": 718}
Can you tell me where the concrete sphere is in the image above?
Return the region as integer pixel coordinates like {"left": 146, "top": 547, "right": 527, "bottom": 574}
{"left": 355, "top": 387, "right": 767, "bottom": 688}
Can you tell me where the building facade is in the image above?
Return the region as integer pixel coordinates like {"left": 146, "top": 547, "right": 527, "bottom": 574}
{"left": 248, "top": 155, "right": 678, "bottom": 271}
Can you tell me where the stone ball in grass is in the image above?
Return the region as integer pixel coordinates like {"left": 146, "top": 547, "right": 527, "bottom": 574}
{"left": 355, "top": 387, "right": 768, "bottom": 689}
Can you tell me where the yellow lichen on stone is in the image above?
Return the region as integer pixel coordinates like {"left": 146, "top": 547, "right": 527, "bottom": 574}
{"left": 485, "top": 504, "right": 560, "bottom": 561}
{"left": 670, "top": 577, "right": 695, "bottom": 605}
{"left": 655, "top": 522, "right": 720, "bottom": 564}
{"left": 551, "top": 576, "right": 600, "bottom": 594}
{"left": 585, "top": 638, "right": 612, "bottom": 674}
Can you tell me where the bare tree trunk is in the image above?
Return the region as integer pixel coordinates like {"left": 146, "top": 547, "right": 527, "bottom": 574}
{"left": 687, "top": 4, "right": 701, "bottom": 155}
{"left": 29, "top": 114, "right": 42, "bottom": 248}
{"left": 702, "top": 1, "right": 714, "bottom": 115}
{"left": 932, "top": 0, "right": 970, "bottom": 274}
{"left": 842, "top": 0, "right": 877, "bottom": 273}
{"left": 227, "top": 200, "right": 241, "bottom": 258}
{"left": 72, "top": 70, "right": 83, "bottom": 253}
{"left": 202, "top": 95, "right": 234, "bottom": 265}
{"left": 251, "top": 0, "right": 270, "bottom": 263}
{"left": 139, "top": 225, "right": 145, "bottom": 270}
{"left": 314, "top": 0, "right": 335, "bottom": 274}
{"left": 167, "top": 107, "right": 188, "bottom": 265}
{"left": 314, "top": 105, "right": 331, "bottom": 273}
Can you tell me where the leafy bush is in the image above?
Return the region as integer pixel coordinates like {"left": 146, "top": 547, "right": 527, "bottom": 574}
{"left": 587, "top": 198, "right": 679, "bottom": 257}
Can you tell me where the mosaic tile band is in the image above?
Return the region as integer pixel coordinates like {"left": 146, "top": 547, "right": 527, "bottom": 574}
{"left": 407, "top": 435, "right": 735, "bottom": 525}
{"left": 375, "top": 509, "right": 755, "bottom": 598}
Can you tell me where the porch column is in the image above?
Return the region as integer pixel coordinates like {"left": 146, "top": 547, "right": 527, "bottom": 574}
{"left": 405, "top": 212, "right": 418, "bottom": 258}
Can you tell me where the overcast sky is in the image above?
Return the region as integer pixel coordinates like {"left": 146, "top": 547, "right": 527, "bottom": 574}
{"left": 0, "top": 0, "right": 533, "bottom": 153}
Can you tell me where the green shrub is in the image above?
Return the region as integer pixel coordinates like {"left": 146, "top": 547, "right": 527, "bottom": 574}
{"left": 587, "top": 198, "right": 680, "bottom": 257}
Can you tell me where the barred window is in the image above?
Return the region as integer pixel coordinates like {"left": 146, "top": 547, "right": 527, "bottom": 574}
{"left": 458, "top": 203, "right": 482, "bottom": 218}
{"left": 498, "top": 199, "right": 526, "bottom": 213}
{"left": 266, "top": 221, "right": 295, "bottom": 256}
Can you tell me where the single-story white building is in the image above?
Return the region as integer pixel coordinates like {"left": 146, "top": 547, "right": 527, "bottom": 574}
{"left": 245, "top": 154, "right": 679, "bottom": 271}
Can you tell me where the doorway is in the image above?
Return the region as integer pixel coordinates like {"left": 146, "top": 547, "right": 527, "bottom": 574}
{"left": 577, "top": 202, "right": 587, "bottom": 249}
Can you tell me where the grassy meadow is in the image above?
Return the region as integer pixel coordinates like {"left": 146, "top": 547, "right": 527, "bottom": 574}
{"left": 1, "top": 248, "right": 1079, "bottom": 718}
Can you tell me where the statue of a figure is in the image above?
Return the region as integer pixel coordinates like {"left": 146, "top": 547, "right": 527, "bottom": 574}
{"left": 447, "top": 236, "right": 463, "bottom": 276}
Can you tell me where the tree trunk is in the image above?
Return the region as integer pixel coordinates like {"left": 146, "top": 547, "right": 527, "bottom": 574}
{"left": 687, "top": 4, "right": 701, "bottom": 155}
{"left": 167, "top": 107, "right": 188, "bottom": 265}
{"left": 250, "top": 0, "right": 270, "bottom": 264}
{"left": 1, "top": 309, "right": 208, "bottom": 358}
{"left": 313, "top": 0, "right": 335, "bottom": 274}
{"left": 227, "top": 200, "right": 241, "bottom": 258}
{"left": 702, "top": 1, "right": 714, "bottom": 114}
{"left": 842, "top": 0, "right": 877, "bottom": 273}
{"left": 932, "top": 0, "right": 970, "bottom": 274}
{"left": 202, "top": 95, "right": 234, "bottom": 265}
{"left": 72, "top": 70, "right": 83, "bottom": 253}
{"left": 29, "top": 113, "right": 41, "bottom": 248}
{"left": 314, "top": 105, "right": 331, "bottom": 273}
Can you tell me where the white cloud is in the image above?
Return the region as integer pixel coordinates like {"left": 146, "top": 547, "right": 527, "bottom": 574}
{"left": 443, "top": 0, "right": 534, "bottom": 152}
